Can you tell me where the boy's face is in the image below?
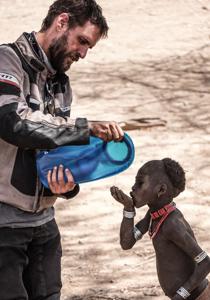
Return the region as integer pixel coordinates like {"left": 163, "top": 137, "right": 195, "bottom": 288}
{"left": 130, "top": 168, "right": 157, "bottom": 208}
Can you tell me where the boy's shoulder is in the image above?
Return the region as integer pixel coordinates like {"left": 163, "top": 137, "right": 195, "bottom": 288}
{"left": 161, "top": 208, "right": 188, "bottom": 238}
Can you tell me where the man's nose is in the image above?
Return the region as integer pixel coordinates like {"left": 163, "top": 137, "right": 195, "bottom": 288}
{"left": 79, "top": 46, "right": 88, "bottom": 59}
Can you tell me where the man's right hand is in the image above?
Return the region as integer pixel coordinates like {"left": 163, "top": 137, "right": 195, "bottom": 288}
{"left": 89, "top": 121, "right": 124, "bottom": 142}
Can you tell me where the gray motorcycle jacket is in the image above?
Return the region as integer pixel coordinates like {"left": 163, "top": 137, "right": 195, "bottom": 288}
{"left": 0, "top": 32, "right": 90, "bottom": 212}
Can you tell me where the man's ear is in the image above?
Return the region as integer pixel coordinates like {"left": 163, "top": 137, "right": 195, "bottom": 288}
{"left": 155, "top": 183, "right": 167, "bottom": 198}
{"left": 56, "top": 13, "right": 69, "bottom": 32}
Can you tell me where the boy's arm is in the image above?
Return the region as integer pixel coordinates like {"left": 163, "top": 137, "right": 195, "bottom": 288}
{"left": 135, "top": 209, "right": 151, "bottom": 235}
{"left": 110, "top": 186, "right": 150, "bottom": 250}
{"left": 163, "top": 216, "right": 210, "bottom": 300}
{"left": 119, "top": 209, "right": 151, "bottom": 250}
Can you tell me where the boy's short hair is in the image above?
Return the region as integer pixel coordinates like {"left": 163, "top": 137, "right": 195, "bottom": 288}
{"left": 41, "top": 0, "right": 109, "bottom": 38}
{"left": 162, "top": 158, "right": 186, "bottom": 194}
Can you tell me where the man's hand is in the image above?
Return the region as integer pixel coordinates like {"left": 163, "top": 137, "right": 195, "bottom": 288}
{"left": 89, "top": 121, "right": 124, "bottom": 142}
{"left": 47, "top": 165, "right": 76, "bottom": 194}
{"left": 110, "top": 186, "right": 134, "bottom": 210}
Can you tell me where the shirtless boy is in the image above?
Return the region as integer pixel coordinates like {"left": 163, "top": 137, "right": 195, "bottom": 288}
{"left": 110, "top": 158, "right": 210, "bottom": 300}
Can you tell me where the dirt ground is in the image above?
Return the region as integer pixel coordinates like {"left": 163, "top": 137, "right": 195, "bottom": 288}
{"left": 1, "top": 0, "right": 210, "bottom": 299}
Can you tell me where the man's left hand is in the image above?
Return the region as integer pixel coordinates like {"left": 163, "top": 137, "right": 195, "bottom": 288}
{"left": 47, "top": 165, "right": 76, "bottom": 194}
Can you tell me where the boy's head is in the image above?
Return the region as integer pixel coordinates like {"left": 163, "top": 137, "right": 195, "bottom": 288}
{"left": 130, "top": 158, "right": 185, "bottom": 209}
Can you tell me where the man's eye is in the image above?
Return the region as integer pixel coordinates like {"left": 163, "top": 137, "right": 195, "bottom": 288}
{"left": 79, "top": 38, "right": 88, "bottom": 45}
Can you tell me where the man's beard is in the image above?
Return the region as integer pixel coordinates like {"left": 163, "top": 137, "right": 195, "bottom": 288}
{"left": 48, "top": 33, "right": 79, "bottom": 73}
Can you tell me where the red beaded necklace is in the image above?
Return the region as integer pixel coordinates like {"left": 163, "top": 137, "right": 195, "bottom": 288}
{"left": 149, "top": 202, "right": 176, "bottom": 239}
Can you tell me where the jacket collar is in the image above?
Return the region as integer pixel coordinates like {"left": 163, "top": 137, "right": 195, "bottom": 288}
{"left": 15, "top": 32, "right": 57, "bottom": 75}
{"left": 15, "top": 32, "right": 68, "bottom": 84}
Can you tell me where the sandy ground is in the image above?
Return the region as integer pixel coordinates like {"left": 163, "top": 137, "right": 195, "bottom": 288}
{"left": 1, "top": 0, "right": 210, "bottom": 299}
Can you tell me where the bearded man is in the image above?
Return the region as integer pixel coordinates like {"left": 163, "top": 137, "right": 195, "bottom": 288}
{"left": 0, "top": 1, "right": 124, "bottom": 299}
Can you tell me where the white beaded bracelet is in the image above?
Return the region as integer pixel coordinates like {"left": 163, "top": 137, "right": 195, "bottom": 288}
{"left": 133, "top": 226, "right": 143, "bottom": 240}
{"left": 194, "top": 251, "right": 208, "bottom": 264}
{"left": 176, "top": 287, "right": 190, "bottom": 299}
{"left": 123, "top": 209, "right": 136, "bottom": 219}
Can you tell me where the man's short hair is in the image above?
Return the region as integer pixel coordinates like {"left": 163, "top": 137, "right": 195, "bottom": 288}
{"left": 41, "top": 0, "right": 109, "bottom": 38}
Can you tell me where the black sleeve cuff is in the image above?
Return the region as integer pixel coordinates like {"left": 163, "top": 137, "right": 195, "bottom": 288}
{"left": 75, "top": 117, "right": 90, "bottom": 145}
{"left": 60, "top": 184, "right": 80, "bottom": 199}
{"left": 43, "top": 184, "right": 80, "bottom": 199}
{"left": 75, "top": 117, "right": 89, "bottom": 129}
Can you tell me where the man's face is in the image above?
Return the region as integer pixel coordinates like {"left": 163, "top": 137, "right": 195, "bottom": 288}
{"left": 48, "top": 20, "right": 101, "bottom": 73}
